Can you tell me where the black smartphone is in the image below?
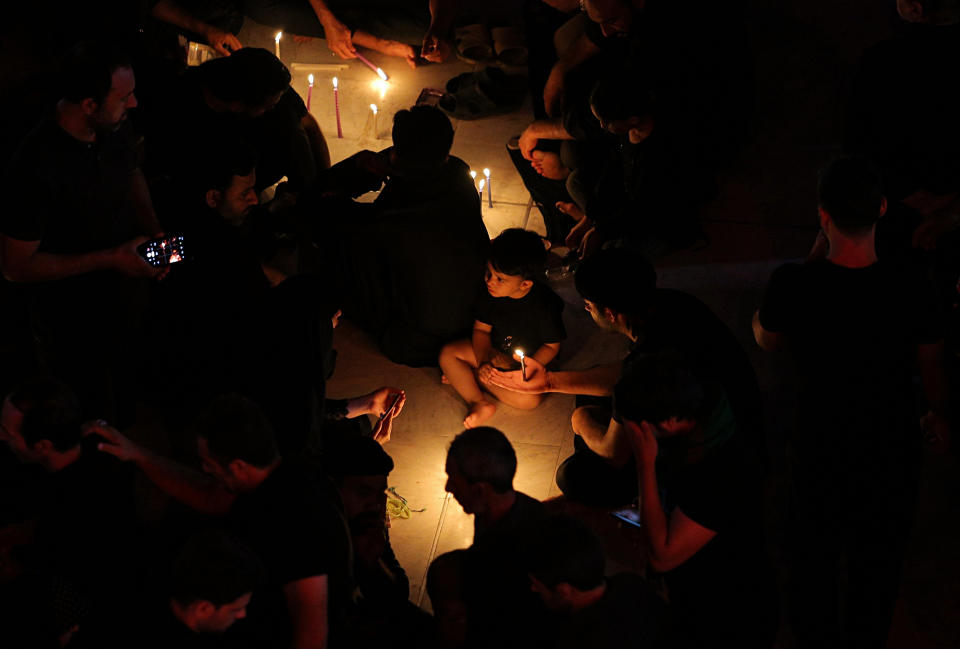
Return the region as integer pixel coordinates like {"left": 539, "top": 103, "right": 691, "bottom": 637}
{"left": 611, "top": 506, "right": 643, "bottom": 529}
{"left": 378, "top": 392, "right": 403, "bottom": 421}
{"left": 137, "top": 235, "right": 187, "bottom": 267}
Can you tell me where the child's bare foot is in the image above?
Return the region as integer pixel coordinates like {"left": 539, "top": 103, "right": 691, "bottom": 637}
{"left": 531, "top": 151, "right": 570, "bottom": 180}
{"left": 464, "top": 401, "right": 496, "bottom": 428}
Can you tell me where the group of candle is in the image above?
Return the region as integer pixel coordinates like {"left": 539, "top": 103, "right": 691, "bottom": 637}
{"left": 469, "top": 169, "right": 494, "bottom": 208}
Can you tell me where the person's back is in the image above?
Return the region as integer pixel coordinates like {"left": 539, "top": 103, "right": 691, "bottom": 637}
{"left": 359, "top": 106, "right": 489, "bottom": 366}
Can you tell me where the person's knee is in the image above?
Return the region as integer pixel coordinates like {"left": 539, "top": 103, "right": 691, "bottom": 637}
{"left": 439, "top": 338, "right": 469, "bottom": 364}
{"left": 571, "top": 405, "right": 607, "bottom": 436}
{"left": 512, "top": 393, "right": 544, "bottom": 410}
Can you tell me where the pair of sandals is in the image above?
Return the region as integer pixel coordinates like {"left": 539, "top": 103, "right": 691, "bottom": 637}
{"left": 454, "top": 24, "right": 528, "bottom": 67}
{"left": 439, "top": 67, "right": 526, "bottom": 120}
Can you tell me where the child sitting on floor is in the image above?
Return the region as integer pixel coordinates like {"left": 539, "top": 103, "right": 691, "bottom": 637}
{"left": 439, "top": 228, "right": 566, "bottom": 427}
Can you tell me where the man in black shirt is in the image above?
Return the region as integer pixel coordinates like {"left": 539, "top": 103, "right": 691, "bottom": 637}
{"left": 428, "top": 427, "right": 548, "bottom": 649}
{"left": 147, "top": 530, "right": 262, "bottom": 649}
{"left": 144, "top": 47, "right": 329, "bottom": 195}
{"left": 754, "top": 157, "right": 949, "bottom": 648}
{"left": 89, "top": 395, "right": 353, "bottom": 649}
{"left": 483, "top": 248, "right": 763, "bottom": 506}
{"left": 615, "top": 355, "right": 777, "bottom": 649}
{"left": 0, "top": 43, "right": 164, "bottom": 421}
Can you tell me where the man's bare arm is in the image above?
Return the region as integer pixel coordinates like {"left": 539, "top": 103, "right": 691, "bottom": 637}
{"left": 151, "top": 0, "right": 242, "bottom": 55}
{"left": 752, "top": 310, "right": 785, "bottom": 352}
{"left": 284, "top": 575, "right": 329, "bottom": 649}
{"left": 1, "top": 236, "right": 159, "bottom": 283}
{"left": 543, "top": 33, "right": 601, "bottom": 116}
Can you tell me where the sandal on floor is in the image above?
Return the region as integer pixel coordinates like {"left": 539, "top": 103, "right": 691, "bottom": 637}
{"left": 453, "top": 24, "right": 494, "bottom": 64}
{"left": 439, "top": 67, "right": 526, "bottom": 120}
{"left": 491, "top": 26, "right": 527, "bottom": 67}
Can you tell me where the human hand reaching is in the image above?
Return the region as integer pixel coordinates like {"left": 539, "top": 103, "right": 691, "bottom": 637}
{"left": 111, "top": 237, "right": 166, "bottom": 280}
{"left": 203, "top": 26, "right": 241, "bottom": 55}
{"left": 322, "top": 15, "right": 357, "bottom": 59}
{"left": 82, "top": 420, "right": 142, "bottom": 463}
{"left": 479, "top": 356, "right": 550, "bottom": 394}
{"left": 421, "top": 27, "right": 450, "bottom": 63}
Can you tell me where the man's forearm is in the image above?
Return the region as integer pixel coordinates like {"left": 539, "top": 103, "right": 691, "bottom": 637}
{"left": 2, "top": 249, "right": 116, "bottom": 283}
{"left": 529, "top": 118, "right": 574, "bottom": 142}
{"left": 131, "top": 169, "right": 162, "bottom": 237}
{"left": 151, "top": 0, "right": 213, "bottom": 36}
{"left": 133, "top": 447, "right": 234, "bottom": 515}
{"left": 307, "top": 0, "right": 336, "bottom": 22}
{"left": 428, "top": 0, "right": 456, "bottom": 32}
{"left": 546, "top": 363, "right": 621, "bottom": 396}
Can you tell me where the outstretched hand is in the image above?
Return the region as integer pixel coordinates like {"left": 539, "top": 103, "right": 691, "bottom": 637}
{"left": 203, "top": 26, "right": 242, "bottom": 56}
{"left": 479, "top": 356, "right": 550, "bottom": 394}
{"left": 82, "top": 420, "right": 141, "bottom": 462}
{"left": 322, "top": 15, "right": 357, "bottom": 59}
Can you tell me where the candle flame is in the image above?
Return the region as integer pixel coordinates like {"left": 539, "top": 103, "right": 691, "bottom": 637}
{"left": 333, "top": 76, "right": 338, "bottom": 88}
{"left": 375, "top": 67, "right": 388, "bottom": 81}
{"left": 515, "top": 349, "right": 525, "bottom": 358}
{"left": 372, "top": 79, "right": 388, "bottom": 100}
{"left": 470, "top": 170, "right": 477, "bottom": 179}
{"left": 483, "top": 168, "right": 491, "bottom": 178}
{"left": 308, "top": 74, "right": 314, "bottom": 85}
{"left": 370, "top": 104, "right": 378, "bottom": 115}
{"left": 478, "top": 179, "right": 486, "bottom": 192}
{"left": 275, "top": 31, "right": 282, "bottom": 43}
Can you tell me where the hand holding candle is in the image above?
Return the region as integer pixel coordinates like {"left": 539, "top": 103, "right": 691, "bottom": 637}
{"left": 355, "top": 51, "right": 389, "bottom": 81}
{"left": 516, "top": 349, "right": 527, "bottom": 381}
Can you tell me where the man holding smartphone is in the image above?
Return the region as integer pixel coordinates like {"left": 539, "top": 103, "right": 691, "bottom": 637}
{"left": 0, "top": 42, "right": 164, "bottom": 423}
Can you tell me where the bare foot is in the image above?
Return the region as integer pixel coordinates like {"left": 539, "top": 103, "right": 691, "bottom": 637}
{"left": 531, "top": 151, "right": 570, "bottom": 180}
{"left": 441, "top": 374, "right": 450, "bottom": 385}
{"left": 464, "top": 401, "right": 497, "bottom": 428}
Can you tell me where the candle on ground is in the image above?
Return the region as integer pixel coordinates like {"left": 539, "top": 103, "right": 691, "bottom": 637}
{"left": 370, "top": 104, "right": 379, "bottom": 138}
{"left": 483, "top": 168, "right": 492, "bottom": 208}
{"left": 477, "top": 178, "right": 485, "bottom": 198}
{"left": 333, "top": 77, "right": 343, "bottom": 138}
{"left": 355, "top": 51, "right": 389, "bottom": 81}
{"left": 274, "top": 32, "right": 282, "bottom": 59}
{"left": 306, "top": 74, "right": 314, "bottom": 111}
{"left": 516, "top": 349, "right": 527, "bottom": 381}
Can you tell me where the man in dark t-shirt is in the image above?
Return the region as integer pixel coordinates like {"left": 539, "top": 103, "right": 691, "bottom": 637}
{"left": 754, "top": 157, "right": 948, "bottom": 648}
{"left": 614, "top": 356, "right": 778, "bottom": 649}
{"left": 0, "top": 43, "right": 164, "bottom": 421}
{"left": 143, "top": 47, "right": 329, "bottom": 194}
{"left": 90, "top": 395, "right": 354, "bottom": 649}
{"left": 427, "top": 427, "right": 548, "bottom": 649}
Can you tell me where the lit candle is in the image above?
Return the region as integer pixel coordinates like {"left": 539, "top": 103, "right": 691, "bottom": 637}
{"left": 483, "top": 168, "right": 492, "bottom": 208}
{"left": 516, "top": 349, "right": 527, "bottom": 381}
{"left": 372, "top": 78, "right": 388, "bottom": 100}
{"left": 477, "top": 178, "right": 485, "bottom": 198}
{"left": 333, "top": 77, "right": 343, "bottom": 138}
{"left": 306, "top": 74, "right": 314, "bottom": 111}
{"left": 470, "top": 170, "right": 477, "bottom": 186}
{"left": 274, "top": 32, "right": 282, "bottom": 59}
{"left": 355, "top": 51, "right": 390, "bottom": 81}
{"left": 370, "top": 103, "right": 378, "bottom": 138}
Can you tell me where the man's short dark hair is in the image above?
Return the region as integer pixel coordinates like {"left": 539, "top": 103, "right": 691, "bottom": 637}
{"left": 9, "top": 377, "right": 82, "bottom": 452}
{"left": 574, "top": 248, "right": 657, "bottom": 317}
{"left": 171, "top": 529, "right": 262, "bottom": 607}
{"left": 614, "top": 353, "right": 705, "bottom": 425}
{"left": 191, "top": 394, "right": 279, "bottom": 468}
{"left": 327, "top": 435, "right": 395, "bottom": 483}
{"left": 489, "top": 228, "right": 547, "bottom": 280}
{"left": 199, "top": 48, "right": 291, "bottom": 108}
{"left": 818, "top": 156, "right": 884, "bottom": 235}
{"left": 61, "top": 41, "right": 132, "bottom": 105}
{"left": 447, "top": 427, "right": 516, "bottom": 493}
{"left": 202, "top": 138, "right": 258, "bottom": 194}
{"left": 526, "top": 514, "right": 606, "bottom": 591}
{"left": 589, "top": 76, "right": 655, "bottom": 125}
{"left": 391, "top": 105, "right": 454, "bottom": 168}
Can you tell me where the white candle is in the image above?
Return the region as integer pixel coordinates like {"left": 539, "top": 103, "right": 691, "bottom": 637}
{"left": 516, "top": 349, "right": 527, "bottom": 381}
{"left": 274, "top": 32, "right": 282, "bottom": 59}
{"left": 306, "top": 74, "right": 314, "bottom": 111}
{"left": 483, "top": 168, "right": 492, "bottom": 208}
{"left": 370, "top": 103, "right": 378, "bottom": 138}
{"left": 477, "top": 178, "right": 485, "bottom": 198}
